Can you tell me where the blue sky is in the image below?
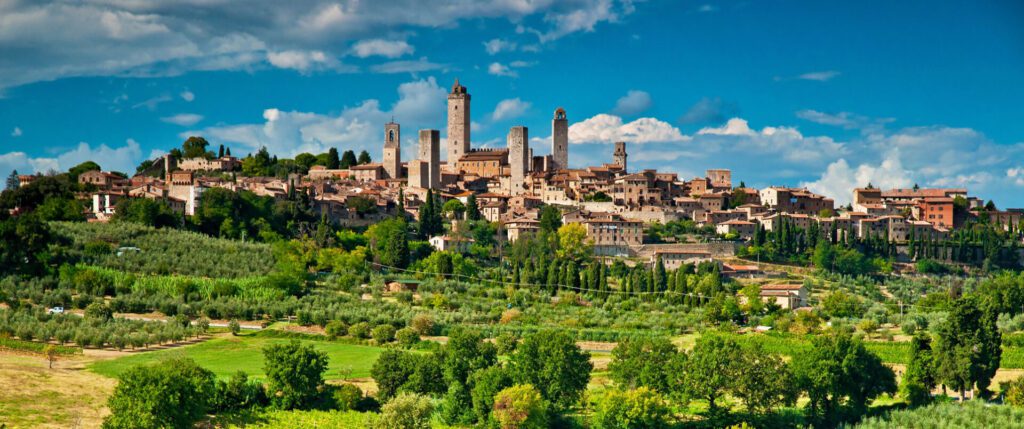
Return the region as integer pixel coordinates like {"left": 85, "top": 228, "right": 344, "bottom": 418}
{"left": 1, "top": 0, "right": 1023, "bottom": 205}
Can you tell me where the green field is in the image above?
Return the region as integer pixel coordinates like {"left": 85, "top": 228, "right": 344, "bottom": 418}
{"left": 216, "top": 409, "right": 381, "bottom": 428}
{"left": 88, "top": 333, "right": 385, "bottom": 381}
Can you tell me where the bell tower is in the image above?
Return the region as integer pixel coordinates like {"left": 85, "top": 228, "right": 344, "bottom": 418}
{"left": 447, "top": 79, "right": 471, "bottom": 166}
{"left": 551, "top": 107, "right": 568, "bottom": 171}
{"left": 383, "top": 121, "right": 401, "bottom": 179}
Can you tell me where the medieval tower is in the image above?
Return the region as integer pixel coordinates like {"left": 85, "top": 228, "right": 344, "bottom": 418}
{"left": 383, "top": 121, "right": 401, "bottom": 179}
{"left": 613, "top": 141, "right": 627, "bottom": 171}
{"left": 447, "top": 79, "right": 471, "bottom": 165}
{"left": 551, "top": 108, "right": 568, "bottom": 171}
{"left": 508, "top": 126, "right": 529, "bottom": 195}
{"left": 419, "top": 129, "right": 441, "bottom": 189}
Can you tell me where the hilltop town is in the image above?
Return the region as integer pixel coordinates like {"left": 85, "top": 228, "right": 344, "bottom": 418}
{"left": 20, "top": 79, "right": 1022, "bottom": 270}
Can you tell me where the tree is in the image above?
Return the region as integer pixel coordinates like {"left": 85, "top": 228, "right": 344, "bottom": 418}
{"left": 492, "top": 384, "right": 548, "bottom": 429}
{"left": 0, "top": 213, "right": 54, "bottom": 275}
{"left": 442, "top": 199, "right": 466, "bottom": 220}
{"left": 212, "top": 371, "right": 267, "bottom": 412}
{"left": 340, "top": 150, "right": 358, "bottom": 168}
{"left": 470, "top": 366, "right": 515, "bottom": 424}
{"left": 901, "top": 333, "right": 936, "bottom": 406}
{"left": 35, "top": 196, "right": 84, "bottom": 221}
{"left": 509, "top": 330, "right": 592, "bottom": 410}
{"left": 228, "top": 319, "right": 240, "bottom": 335}
{"left": 326, "top": 148, "right": 340, "bottom": 169}
{"left": 935, "top": 295, "right": 1001, "bottom": 399}
{"left": 556, "top": 222, "right": 592, "bottom": 261}
{"left": 181, "top": 136, "right": 213, "bottom": 159}
{"left": 113, "top": 198, "right": 179, "bottom": 228}
{"left": 681, "top": 334, "right": 741, "bottom": 414}
{"left": 539, "top": 205, "right": 562, "bottom": 233}
{"left": 372, "top": 349, "right": 417, "bottom": 400}
{"left": 68, "top": 161, "right": 101, "bottom": 180}
{"left": 417, "top": 189, "right": 443, "bottom": 238}
{"left": 262, "top": 340, "right": 329, "bottom": 409}
{"left": 5, "top": 170, "right": 18, "bottom": 190}
{"left": 466, "top": 194, "right": 481, "bottom": 221}
{"left": 792, "top": 332, "right": 896, "bottom": 422}
{"left": 592, "top": 387, "right": 669, "bottom": 429}
{"left": 358, "top": 150, "right": 372, "bottom": 165}
{"left": 368, "top": 217, "right": 410, "bottom": 268}
{"left": 103, "top": 357, "right": 215, "bottom": 429}
{"left": 608, "top": 337, "right": 678, "bottom": 393}
{"left": 44, "top": 344, "right": 58, "bottom": 369}
{"left": 377, "top": 393, "right": 434, "bottom": 429}
{"left": 733, "top": 343, "right": 795, "bottom": 413}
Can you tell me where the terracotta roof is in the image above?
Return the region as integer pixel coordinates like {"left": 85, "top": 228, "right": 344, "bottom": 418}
{"left": 761, "top": 284, "right": 804, "bottom": 291}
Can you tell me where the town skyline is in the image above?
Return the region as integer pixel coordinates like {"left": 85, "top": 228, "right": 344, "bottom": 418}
{"left": 1, "top": 1, "right": 1023, "bottom": 205}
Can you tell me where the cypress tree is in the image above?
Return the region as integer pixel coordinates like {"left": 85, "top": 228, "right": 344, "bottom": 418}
{"left": 466, "top": 194, "right": 481, "bottom": 221}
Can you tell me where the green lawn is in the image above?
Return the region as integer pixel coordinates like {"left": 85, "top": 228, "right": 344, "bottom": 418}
{"left": 88, "top": 333, "right": 385, "bottom": 381}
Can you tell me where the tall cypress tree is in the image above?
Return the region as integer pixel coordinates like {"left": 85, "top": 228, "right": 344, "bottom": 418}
{"left": 466, "top": 194, "right": 481, "bottom": 221}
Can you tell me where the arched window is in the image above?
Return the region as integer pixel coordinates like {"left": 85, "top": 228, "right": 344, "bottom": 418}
{"left": 388, "top": 130, "right": 395, "bottom": 142}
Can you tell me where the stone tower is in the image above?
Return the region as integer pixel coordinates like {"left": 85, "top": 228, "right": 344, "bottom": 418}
{"left": 447, "top": 79, "right": 471, "bottom": 165}
{"left": 613, "top": 141, "right": 627, "bottom": 172}
{"left": 383, "top": 121, "right": 401, "bottom": 179}
{"left": 508, "top": 126, "right": 529, "bottom": 195}
{"left": 551, "top": 107, "right": 568, "bottom": 171}
{"left": 419, "top": 129, "right": 440, "bottom": 189}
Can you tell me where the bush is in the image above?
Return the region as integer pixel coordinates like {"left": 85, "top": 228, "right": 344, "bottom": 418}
{"left": 262, "top": 340, "right": 329, "bottom": 410}
{"left": 592, "top": 387, "right": 669, "bottom": 429}
{"left": 85, "top": 302, "right": 113, "bottom": 321}
{"left": 410, "top": 314, "right": 435, "bottom": 336}
{"left": 103, "top": 357, "right": 216, "bottom": 429}
{"left": 495, "top": 332, "right": 518, "bottom": 355}
{"left": 212, "top": 371, "right": 267, "bottom": 412}
{"left": 377, "top": 392, "right": 433, "bottom": 429}
{"left": 349, "top": 322, "right": 372, "bottom": 339}
{"left": 228, "top": 319, "right": 241, "bottom": 336}
{"left": 372, "top": 324, "right": 397, "bottom": 344}
{"left": 1003, "top": 374, "right": 1024, "bottom": 407}
{"left": 325, "top": 320, "right": 348, "bottom": 338}
{"left": 492, "top": 384, "right": 548, "bottom": 429}
{"left": 332, "top": 383, "right": 363, "bottom": 411}
{"left": 395, "top": 327, "right": 419, "bottom": 348}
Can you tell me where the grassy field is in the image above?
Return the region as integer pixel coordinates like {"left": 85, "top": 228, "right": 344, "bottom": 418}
{"left": 0, "top": 353, "right": 115, "bottom": 429}
{"left": 88, "top": 333, "right": 385, "bottom": 381}
{"left": 215, "top": 409, "right": 381, "bottom": 428}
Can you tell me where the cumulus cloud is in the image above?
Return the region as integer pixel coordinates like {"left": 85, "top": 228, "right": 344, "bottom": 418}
{"left": 180, "top": 90, "right": 195, "bottom": 102}
{"left": 491, "top": 98, "right": 531, "bottom": 121}
{"left": 161, "top": 113, "right": 203, "bottom": 126}
{"left": 569, "top": 114, "right": 688, "bottom": 144}
{"left": 802, "top": 151, "right": 914, "bottom": 205}
{"left": 678, "top": 97, "right": 738, "bottom": 125}
{"left": 796, "top": 109, "right": 893, "bottom": 132}
{"left": 352, "top": 39, "right": 414, "bottom": 58}
{"left": 11, "top": 127, "right": 21, "bottom": 137}
{"left": 797, "top": 70, "right": 841, "bottom": 81}
{"left": 189, "top": 77, "right": 446, "bottom": 158}
{"left": 0, "top": 139, "right": 144, "bottom": 183}
{"left": 0, "top": 1, "right": 636, "bottom": 89}
{"left": 612, "top": 90, "right": 652, "bottom": 116}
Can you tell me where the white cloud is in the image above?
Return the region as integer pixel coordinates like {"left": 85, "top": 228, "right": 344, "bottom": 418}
{"left": 796, "top": 109, "right": 893, "bottom": 132}
{"left": 190, "top": 77, "right": 446, "bottom": 158}
{"left": 612, "top": 90, "right": 651, "bottom": 116}
{"left": 161, "top": 113, "right": 203, "bottom": 126}
{"left": 483, "top": 38, "right": 517, "bottom": 55}
{"left": 798, "top": 70, "right": 841, "bottom": 81}
{"left": 697, "top": 4, "right": 717, "bottom": 12}
{"left": 698, "top": 118, "right": 755, "bottom": 136}
{"left": 488, "top": 62, "right": 517, "bottom": 78}
{"left": 802, "top": 151, "right": 913, "bottom": 205}
{"left": 352, "top": 39, "right": 414, "bottom": 58}
{"left": 0, "top": 139, "right": 144, "bottom": 183}
{"left": 370, "top": 57, "right": 444, "bottom": 74}
{"left": 0, "top": 1, "right": 635, "bottom": 89}
{"left": 180, "top": 90, "right": 194, "bottom": 102}
{"left": 266, "top": 50, "right": 338, "bottom": 72}
{"left": 132, "top": 94, "right": 172, "bottom": 110}
{"left": 569, "top": 114, "right": 688, "bottom": 144}
{"left": 11, "top": 127, "right": 21, "bottom": 137}
{"left": 491, "top": 98, "right": 531, "bottom": 122}
{"left": 1008, "top": 167, "right": 1024, "bottom": 186}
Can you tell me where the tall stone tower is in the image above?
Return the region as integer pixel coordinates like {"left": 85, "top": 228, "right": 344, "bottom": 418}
{"left": 447, "top": 79, "right": 471, "bottom": 165}
{"left": 419, "top": 129, "right": 440, "bottom": 189}
{"left": 613, "top": 141, "right": 627, "bottom": 172}
{"left": 551, "top": 108, "right": 568, "bottom": 171}
{"left": 383, "top": 121, "right": 401, "bottom": 179}
{"left": 508, "top": 126, "right": 529, "bottom": 195}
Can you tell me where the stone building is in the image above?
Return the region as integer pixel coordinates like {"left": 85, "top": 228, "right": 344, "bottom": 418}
{"left": 551, "top": 108, "right": 568, "bottom": 171}
{"left": 383, "top": 121, "right": 401, "bottom": 179}
{"left": 508, "top": 126, "right": 529, "bottom": 195}
{"left": 613, "top": 141, "right": 627, "bottom": 171}
{"left": 447, "top": 79, "right": 471, "bottom": 166}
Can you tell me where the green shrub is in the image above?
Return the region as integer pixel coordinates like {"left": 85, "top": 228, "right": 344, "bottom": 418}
{"left": 492, "top": 384, "right": 548, "bottom": 429}
{"left": 372, "top": 324, "right": 397, "bottom": 344}
{"left": 349, "top": 322, "right": 371, "bottom": 339}
{"left": 332, "top": 383, "right": 363, "bottom": 411}
{"left": 377, "top": 392, "right": 433, "bottom": 429}
{"left": 395, "top": 327, "right": 419, "bottom": 348}
{"left": 592, "top": 387, "right": 669, "bottom": 429}
{"left": 325, "top": 320, "right": 348, "bottom": 338}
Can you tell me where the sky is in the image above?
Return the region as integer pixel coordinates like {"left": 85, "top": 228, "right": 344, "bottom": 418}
{"left": 1, "top": 0, "right": 1023, "bottom": 205}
